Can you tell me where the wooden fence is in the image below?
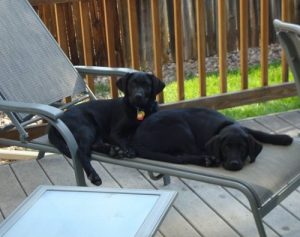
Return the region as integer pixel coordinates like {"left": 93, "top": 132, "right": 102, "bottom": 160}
{"left": 29, "top": 0, "right": 300, "bottom": 110}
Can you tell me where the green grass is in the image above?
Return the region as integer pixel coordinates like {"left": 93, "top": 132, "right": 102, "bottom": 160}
{"left": 164, "top": 62, "right": 300, "bottom": 120}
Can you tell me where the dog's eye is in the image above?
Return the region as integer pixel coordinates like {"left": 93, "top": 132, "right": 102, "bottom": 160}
{"left": 140, "top": 81, "right": 151, "bottom": 87}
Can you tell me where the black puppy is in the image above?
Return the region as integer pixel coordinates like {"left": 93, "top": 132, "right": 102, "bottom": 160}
{"left": 131, "top": 107, "right": 293, "bottom": 170}
{"left": 48, "top": 72, "right": 165, "bottom": 185}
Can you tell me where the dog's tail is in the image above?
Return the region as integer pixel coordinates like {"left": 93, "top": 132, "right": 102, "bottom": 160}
{"left": 48, "top": 126, "right": 71, "bottom": 157}
{"left": 243, "top": 127, "right": 293, "bottom": 145}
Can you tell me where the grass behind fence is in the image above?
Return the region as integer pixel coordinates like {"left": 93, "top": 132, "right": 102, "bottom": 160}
{"left": 163, "top": 62, "right": 300, "bottom": 120}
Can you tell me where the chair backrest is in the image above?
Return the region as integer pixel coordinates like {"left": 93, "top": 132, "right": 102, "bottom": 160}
{"left": 274, "top": 19, "right": 300, "bottom": 96}
{"left": 0, "top": 0, "right": 87, "bottom": 120}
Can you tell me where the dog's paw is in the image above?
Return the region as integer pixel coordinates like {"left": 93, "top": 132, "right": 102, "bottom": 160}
{"left": 211, "top": 156, "right": 221, "bottom": 166}
{"left": 88, "top": 173, "right": 102, "bottom": 186}
{"left": 123, "top": 147, "right": 136, "bottom": 158}
{"left": 109, "top": 145, "right": 126, "bottom": 159}
{"left": 203, "top": 155, "right": 220, "bottom": 167}
{"left": 109, "top": 145, "right": 136, "bottom": 159}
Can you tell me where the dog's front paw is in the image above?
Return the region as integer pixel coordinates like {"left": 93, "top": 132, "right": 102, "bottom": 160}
{"left": 123, "top": 147, "right": 136, "bottom": 158}
{"left": 203, "top": 155, "right": 220, "bottom": 167}
{"left": 210, "top": 156, "right": 221, "bottom": 167}
{"left": 109, "top": 145, "right": 136, "bottom": 159}
{"left": 88, "top": 172, "right": 102, "bottom": 186}
{"left": 109, "top": 145, "right": 126, "bottom": 159}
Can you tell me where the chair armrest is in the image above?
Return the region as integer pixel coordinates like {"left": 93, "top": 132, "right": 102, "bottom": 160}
{"left": 74, "top": 66, "right": 138, "bottom": 77}
{"left": 0, "top": 100, "right": 63, "bottom": 120}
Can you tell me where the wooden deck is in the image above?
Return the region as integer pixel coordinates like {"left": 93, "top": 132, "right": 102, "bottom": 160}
{"left": 1, "top": 110, "right": 300, "bottom": 237}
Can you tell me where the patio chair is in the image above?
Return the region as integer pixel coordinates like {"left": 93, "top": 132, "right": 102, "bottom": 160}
{"left": 274, "top": 19, "right": 300, "bottom": 97}
{"left": 0, "top": 1, "right": 300, "bottom": 236}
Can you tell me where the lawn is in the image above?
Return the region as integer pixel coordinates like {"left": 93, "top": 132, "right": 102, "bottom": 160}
{"left": 163, "top": 62, "right": 300, "bottom": 120}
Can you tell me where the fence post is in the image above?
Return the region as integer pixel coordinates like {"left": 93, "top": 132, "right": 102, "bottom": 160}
{"left": 240, "top": 0, "right": 249, "bottom": 90}
{"left": 173, "top": 0, "right": 184, "bottom": 101}
{"left": 54, "top": 4, "right": 68, "bottom": 55}
{"left": 218, "top": 0, "right": 227, "bottom": 93}
{"left": 151, "top": 0, "right": 164, "bottom": 103}
{"left": 103, "top": 0, "right": 118, "bottom": 98}
{"left": 260, "top": 0, "right": 269, "bottom": 86}
{"left": 79, "top": 0, "right": 95, "bottom": 92}
{"left": 196, "top": 0, "right": 206, "bottom": 97}
{"left": 127, "top": 0, "right": 140, "bottom": 69}
{"left": 281, "top": 0, "right": 291, "bottom": 82}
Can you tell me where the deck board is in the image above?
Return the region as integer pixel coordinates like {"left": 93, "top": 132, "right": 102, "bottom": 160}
{"left": 1, "top": 110, "right": 300, "bottom": 236}
{"left": 10, "top": 159, "right": 51, "bottom": 195}
{"left": 0, "top": 165, "right": 26, "bottom": 217}
{"left": 182, "top": 179, "right": 279, "bottom": 237}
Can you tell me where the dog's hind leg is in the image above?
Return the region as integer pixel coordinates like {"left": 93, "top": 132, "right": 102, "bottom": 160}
{"left": 76, "top": 146, "right": 102, "bottom": 186}
{"left": 75, "top": 129, "right": 102, "bottom": 186}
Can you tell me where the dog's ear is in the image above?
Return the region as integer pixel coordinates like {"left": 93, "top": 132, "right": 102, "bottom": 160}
{"left": 205, "top": 135, "right": 221, "bottom": 160}
{"left": 247, "top": 135, "right": 263, "bottom": 163}
{"left": 116, "top": 73, "right": 133, "bottom": 93}
{"left": 148, "top": 74, "right": 165, "bottom": 95}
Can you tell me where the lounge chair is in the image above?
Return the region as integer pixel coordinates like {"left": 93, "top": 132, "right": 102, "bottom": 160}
{"left": 0, "top": 1, "right": 300, "bottom": 236}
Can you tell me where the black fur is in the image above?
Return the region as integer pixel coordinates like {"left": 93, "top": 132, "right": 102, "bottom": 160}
{"left": 131, "top": 108, "right": 293, "bottom": 170}
{"left": 48, "top": 72, "right": 165, "bottom": 185}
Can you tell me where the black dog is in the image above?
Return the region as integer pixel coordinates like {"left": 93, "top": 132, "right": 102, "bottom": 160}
{"left": 48, "top": 72, "right": 165, "bottom": 185}
{"left": 131, "top": 108, "right": 293, "bottom": 170}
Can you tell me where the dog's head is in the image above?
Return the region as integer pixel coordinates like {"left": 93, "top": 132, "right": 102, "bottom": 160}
{"left": 116, "top": 72, "right": 165, "bottom": 108}
{"left": 205, "top": 124, "right": 262, "bottom": 171}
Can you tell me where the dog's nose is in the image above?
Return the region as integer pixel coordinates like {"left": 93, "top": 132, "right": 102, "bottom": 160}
{"left": 227, "top": 160, "right": 242, "bottom": 171}
{"left": 135, "top": 93, "right": 143, "bottom": 102}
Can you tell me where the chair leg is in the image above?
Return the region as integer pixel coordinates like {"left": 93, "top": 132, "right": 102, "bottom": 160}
{"left": 36, "top": 151, "right": 45, "bottom": 160}
{"left": 163, "top": 175, "right": 171, "bottom": 185}
{"left": 250, "top": 203, "right": 267, "bottom": 237}
{"left": 148, "top": 172, "right": 171, "bottom": 185}
{"left": 73, "top": 157, "right": 87, "bottom": 186}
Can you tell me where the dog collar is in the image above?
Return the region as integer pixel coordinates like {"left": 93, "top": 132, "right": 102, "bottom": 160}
{"left": 137, "top": 108, "right": 145, "bottom": 121}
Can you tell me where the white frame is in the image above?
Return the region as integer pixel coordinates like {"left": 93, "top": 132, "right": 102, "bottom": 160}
{"left": 0, "top": 185, "right": 177, "bottom": 237}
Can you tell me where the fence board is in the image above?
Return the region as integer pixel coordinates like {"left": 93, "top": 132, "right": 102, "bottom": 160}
{"left": 90, "top": 0, "right": 102, "bottom": 66}
{"left": 151, "top": 0, "right": 164, "bottom": 102}
{"left": 249, "top": 0, "right": 259, "bottom": 47}
{"left": 66, "top": 3, "right": 79, "bottom": 65}
{"left": 79, "top": 0, "right": 95, "bottom": 92}
{"left": 281, "top": 0, "right": 291, "bottom": 82}
{"left": 173, "top": 0, "right": 184, "bottom": 101}
{"left": 103, "top": 0, "right": 118, "bottom": 98}
{"left": 260, "top": 0, "right": 269, "bottom": 86}
{"left": 127, "top": 0, "right": 139, "bottom": 69}
{"left": 205, "top": 0, "right": 217, "bottom": 56}
{"left": 240, "top": 0, "right": 249, "bottom": 90}
{"left": 72, "top": 2, "right": 84, "bottom": 65}
{"left": 196, "top": 0, "right": 207, "bottom": 97}
{"left": 54, "top": 4, "right": 68, "bottom": 55}
{"left": 218, "top": 0, "right": 227, "bottom": 93}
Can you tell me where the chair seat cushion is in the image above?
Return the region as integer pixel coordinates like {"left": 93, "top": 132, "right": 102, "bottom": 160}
{"left": 34, "top": 135, "right": 300, "bottom": 206}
